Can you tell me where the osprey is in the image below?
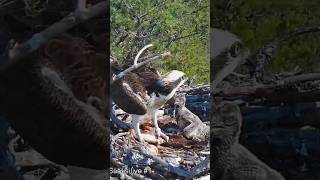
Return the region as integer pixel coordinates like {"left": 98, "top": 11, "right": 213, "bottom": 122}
{"left": 210, "top": 102, "right": 285, "bottom": 180}
{"left": 0, "top": 35, "right": 108, "bottom": 180}
{"left": 111, "top": 64, "right": 186, "bottom": 143}
{"left": 210, "top": 28, "right": 250, "bottom": 90}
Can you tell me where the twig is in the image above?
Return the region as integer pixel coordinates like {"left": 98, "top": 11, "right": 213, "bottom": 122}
{"left": 18, "top": 163, "right": 61, "bottom": 173}
{"left": 279, "top": 73, "right": 320, "bottom": 86}
{"left": 216, "top": 73, "right": 320, "bottom": 96}
{"left": 138, "top": 147, "right": 192, "bottom": 178}
{"left": 112, "top": 51, "right": 171, "bottom": 83}
{"left": 247, "top": 26, "right": 320, "bottom": 74}
{"left": 189, "top": 156, "right": 210, "bottom": 178}
{"left": 188, "top": 75, "right": 196, "bottom": 87}
{"left": 112, "top": 132, "right": 130, "bottom": 142}
{"left": 6, "top": 1, "right": 108, "bottom": 62}
{"left": 0, "top": 0, "right": 20, "bottom": 16}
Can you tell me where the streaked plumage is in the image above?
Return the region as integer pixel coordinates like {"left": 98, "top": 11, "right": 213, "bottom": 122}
{"left": 210, "top": 102, "right": 285, "bottom": 180}
{"left": 0, "top": 35, "right": 108, "bottom": 169}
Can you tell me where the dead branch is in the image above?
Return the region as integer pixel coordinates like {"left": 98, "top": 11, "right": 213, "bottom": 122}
{"left": 189, "top": 156, "right": 210, "bottom": 178}
{"left": 0, "top": 0, "right": 20, "bottom": 16}
{"left": 112, "top": 51, "right": 171, "bottom": 83}
{"left": 138, "top": 147, "right": 192, "bottom": 178}
{"left": 247, "top": 26, "right": 320, "bottom": 74}
{"left": 5, "top": 1, "right": 108, "bottom": 62}
{"left": 216, "top": 88, "right": 320, "bottom": 104}
{"left": 216, "top": 73, "right": 320, "bottom": 97}
{"left": 279, "top": 73, "right": 320, "bottom": 86}
{"left": 165, "top": 32, "right": 200, "bottom": 48}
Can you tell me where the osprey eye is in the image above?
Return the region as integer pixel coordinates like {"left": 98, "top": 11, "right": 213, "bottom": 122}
{"left": 230, "top": 42, "right": 242, "bottom": 58}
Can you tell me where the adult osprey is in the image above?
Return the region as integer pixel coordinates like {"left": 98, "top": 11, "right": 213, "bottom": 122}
{"left": 0, "top": 35, "right": 108, "bottom": 172}
{"left": 210, "top": 28, "right": 250, "bottom": 90}
{"left": 111, "top": 58, "right": 186, "bottom": 143}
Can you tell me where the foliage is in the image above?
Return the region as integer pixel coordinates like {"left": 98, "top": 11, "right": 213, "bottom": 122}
{"left": 212, "top": 0, "right": 320, "bottom": 73}
{"left": 111, "top": 0, "right": 209, "bottom": 83}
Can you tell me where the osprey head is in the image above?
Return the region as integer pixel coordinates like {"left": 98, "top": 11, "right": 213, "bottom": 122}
{"left": 210, "top": 102, "right": 242, "bottom": 145}
{"left": 210, "top": 28, "right": 250, "bottom": 89}
{"left": 155, "top": 70, "right": 186, "bottom": 96}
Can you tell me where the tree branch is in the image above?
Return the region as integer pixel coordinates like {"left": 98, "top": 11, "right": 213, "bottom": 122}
{"left": 138, "top": 147, "right": 192, "bottom": 178}
{"left": 215, "top": 73, "right": 320, "bottom": 103}
{"left": 112, "top": 51, "right": 171, "bottom": 83}
{"left": 6, "top": 1, "right": 107, "bottom": 62}
{"left": 165, "top": 32, "right": 200, "bottom": 48}
{"left": 247, "top": 26, "right": 320, "bottom": 75}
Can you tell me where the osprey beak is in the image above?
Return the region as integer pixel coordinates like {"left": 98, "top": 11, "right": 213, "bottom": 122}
{"left": 153, "top": 70, "right": 187, "bottom": 97}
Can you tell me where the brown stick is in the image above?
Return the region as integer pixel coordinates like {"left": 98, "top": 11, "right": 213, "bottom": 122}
{"left": 248, "top": 27, "right": 320, "bottom": 73}
{"left": 216, "top": 73, "right": 320, "bottom": 95}
{"left": 112, "top": 52, "right": 171, "bottom": 83}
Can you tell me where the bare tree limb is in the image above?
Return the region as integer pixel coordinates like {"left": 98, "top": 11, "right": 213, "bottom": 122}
{"left": 165, "top": 32, "right": 200, "bottom": 48}
{"left": 279, "top": 73, "right": 320, "bottom": 86}
{"left": 6, "top": 1, "right": 108, "bottom": 62}
{"left": 216, "top": 73, "right": 320, "bottom": 96}
{"left": 191, "top": 5, "right": 209, "bottom": 14}
{"left": 0, "top": 0, "right": 20, "bottom": 16}
{"left": 189, "top": 156, "right": 210, "bottom": 178}
{"left": 247, "top": 26, "right": 320, "bottom": 75}
{"left": 138, "top": 147, "right": 192, "bottom": 178}
{"left": 112, "top": 52, "right": 171, "bottom": 83}
{"left": 215, "top": 73, "right": 320, "bottom": 103}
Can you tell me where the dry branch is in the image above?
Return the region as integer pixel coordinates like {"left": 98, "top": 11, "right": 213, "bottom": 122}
{"left": 279, "top": 73, "right": 320, "bottom": 85}
{"left": 6, "top": 1, "right": 108, "bottom": 62}
{"left": 138, "top": 147, "right": 192, "bottom": 178}
{"left": 247, "top": 26, "right": 320, "bottom": 74}
{"left": 215, "top": 73, "right": 320, "bottom": 103}
{"left": 112, "top": 51, "right": 171, "bottom": 83}
{"left": 0, "top": 0, "right": 20, "bottom": 16}
{"left": 189, "top": 156, "right": 210, "bottom": 178}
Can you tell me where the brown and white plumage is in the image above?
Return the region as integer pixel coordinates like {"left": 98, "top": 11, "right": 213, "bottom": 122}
{"left": 44, "top": 35, "right": 108, "bottom": 113}
{"left": 111, "top": 64, "right": 186, "bottom": 143}
{"left": 0, "top": 35, "right": 108, "bottom": 170}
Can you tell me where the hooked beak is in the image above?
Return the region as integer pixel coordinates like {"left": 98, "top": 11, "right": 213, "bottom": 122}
{"left": 154, "top": 70, "right": 187, "bottom": 96}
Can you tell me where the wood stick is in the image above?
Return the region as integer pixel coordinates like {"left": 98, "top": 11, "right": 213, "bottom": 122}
{"left": 7, "top": 1, "right": 108, "bottom": 62}
{"left": 112, "top": 52, "right": 171, "bottom": 83}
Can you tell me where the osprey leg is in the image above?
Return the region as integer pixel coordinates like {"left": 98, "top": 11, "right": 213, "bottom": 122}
{"left": 151, "top": 110, "right": 169, "bottom": 142}
{"left": 132, "top": 114, "right": 143, "bottom": 142}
